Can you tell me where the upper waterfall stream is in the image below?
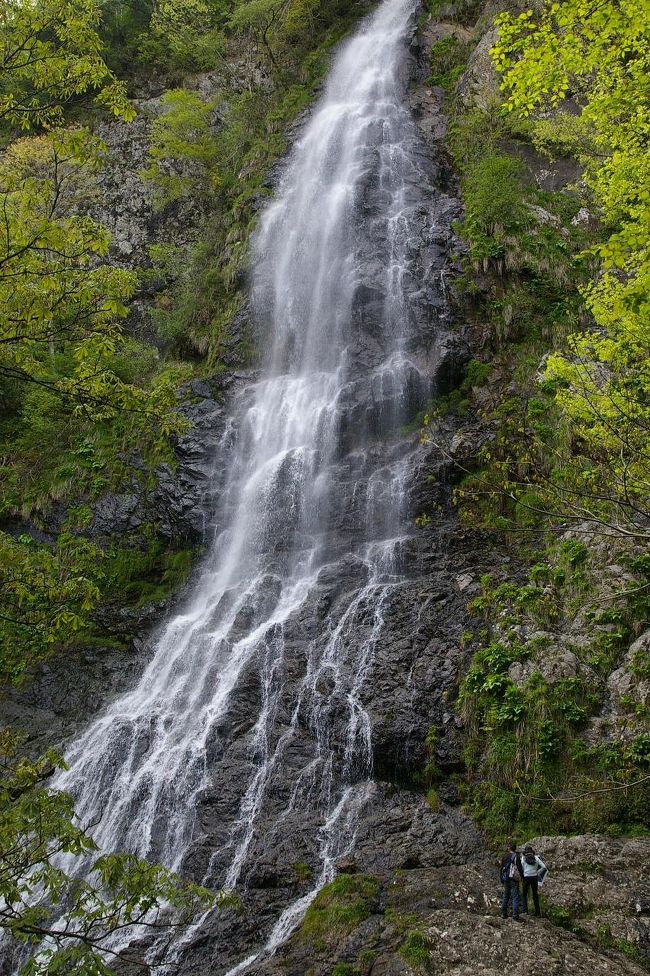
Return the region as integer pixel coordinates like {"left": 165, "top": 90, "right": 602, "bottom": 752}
{"left": 23, "top": 0, "right": 461, "bottom": 970}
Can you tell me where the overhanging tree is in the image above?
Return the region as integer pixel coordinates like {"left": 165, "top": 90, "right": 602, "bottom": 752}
{"left": 0, "top": 731, "right": 228, "bottom": 976}
{"left": 0, "top": 0, "right": 187, "bottom": 685}
{"left": 488, "top": 0, "right": 650, "bottom": 540}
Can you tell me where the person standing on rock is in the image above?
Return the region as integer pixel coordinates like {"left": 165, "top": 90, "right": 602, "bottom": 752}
{"left": 500, "top": 841, "right": 523, "bottom": 921}
{"left": 521, "top": 844, "right": 547, "bottom": 917}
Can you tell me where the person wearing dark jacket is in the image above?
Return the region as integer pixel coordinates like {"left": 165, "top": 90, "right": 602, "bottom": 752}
{"left": 500, "top": 842, "right": 523, "bottom": 920}
{"left": 521, "top": 844, "right": 547, "bottom": 916}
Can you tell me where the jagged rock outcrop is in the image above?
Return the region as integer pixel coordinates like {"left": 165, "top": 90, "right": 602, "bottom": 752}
{"left": 257, "top": 834, "right": 650, "bottom": 975}
{"left": 88, "top": 374, "right": 238, "bottom": 543}
{"left": 456, "top": 24, "right": 500, "bottom": 108}
{"left": 609, "top": 631, "right": 650, "bottom": 713}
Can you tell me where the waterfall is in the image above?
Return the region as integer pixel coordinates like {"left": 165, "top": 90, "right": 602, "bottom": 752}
{"left": 17, "top": 0, "right": 455, "bottom": 969}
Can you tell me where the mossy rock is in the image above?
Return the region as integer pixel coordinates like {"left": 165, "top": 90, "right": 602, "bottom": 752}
{"left": 299, "top": 874, "right": 380, "bottom": 948}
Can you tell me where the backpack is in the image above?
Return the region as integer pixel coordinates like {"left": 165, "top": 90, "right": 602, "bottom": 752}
{"left": 524, "top": 852, "right": 537, "bottom": 867}
{"left": 500, "top": 854, "right": 519, "bottom": 884}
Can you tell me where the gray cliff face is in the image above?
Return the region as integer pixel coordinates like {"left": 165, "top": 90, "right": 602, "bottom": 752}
{"left": 147, "top": 20, "right": 500, "bottom": 976}
{"left": 3, "top": 11, "right": 498, "bottom": 975}
{"left": 2, "top": 8, "right": 648, "bottom": 976}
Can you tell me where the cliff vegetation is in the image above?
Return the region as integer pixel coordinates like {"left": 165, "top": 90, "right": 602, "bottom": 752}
{"left": 417, "top": 0, "right": 650, "bottom": 842}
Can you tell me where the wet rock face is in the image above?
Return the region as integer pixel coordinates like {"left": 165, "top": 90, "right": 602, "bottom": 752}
{"left": 155, "top": 29, "right": 500, "bottom": 976}
{"left": 167, "top": 489, "right": 500, "bottom": 969}
{"left": 86, "top": 371, "right": 245, "bottom": 544}
{"left": 0, "top": 605, "right": 163, "bottom": 755}
{"left": 1, "top": 16, "right": 493, "bottom": 976}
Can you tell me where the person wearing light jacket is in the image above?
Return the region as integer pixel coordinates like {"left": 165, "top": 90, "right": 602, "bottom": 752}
{"left": 521, "top": 844, "right": 547, "bottom": 916}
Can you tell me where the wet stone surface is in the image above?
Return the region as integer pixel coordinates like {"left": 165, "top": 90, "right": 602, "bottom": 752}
{"left": 3, "top": 8, "right": 497, "bottom": 976}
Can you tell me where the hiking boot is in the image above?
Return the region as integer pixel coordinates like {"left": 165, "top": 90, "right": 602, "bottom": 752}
{"left": 513, "top": 916, "right": 523, "bottom": 922}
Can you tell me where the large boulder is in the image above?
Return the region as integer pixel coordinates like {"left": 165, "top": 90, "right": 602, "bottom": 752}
{"left": 457, "top": 26, "right": 500, "bottom": 109}
{"left": 608, "top": 630, "right": 650, "bottom": 710}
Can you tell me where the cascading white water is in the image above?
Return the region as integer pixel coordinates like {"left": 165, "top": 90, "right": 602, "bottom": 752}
{"left": 13, "top": 0, "right": 443, "bottom": 970}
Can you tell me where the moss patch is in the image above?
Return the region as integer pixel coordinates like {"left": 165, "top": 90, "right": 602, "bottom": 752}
{"left": 399, "top": 929, "right": 433, "bottom": 970}
{"left": 299, "top": 874, "right": 380, "bottom": 949}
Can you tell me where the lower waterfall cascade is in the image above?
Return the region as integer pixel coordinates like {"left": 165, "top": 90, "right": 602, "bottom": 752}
{"left": 6, "top": 0, "right": 470, "bottom": 971}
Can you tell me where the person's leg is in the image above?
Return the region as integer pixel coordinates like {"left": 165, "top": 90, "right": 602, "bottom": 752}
{"left": 522, "top": 878, "right": 530, "bottom": 914}
{"left": 501, "top": 882, "right": 510, "bottom": 917}
{"left": 512, "top": 881, "right": 520, "bottom": 918}
{"left": 531, "top": 877, "right": 540, "bottom": 916}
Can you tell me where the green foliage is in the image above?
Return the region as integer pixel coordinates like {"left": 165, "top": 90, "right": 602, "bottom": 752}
{"left": 0, "top": 533, "right": 104, "bottom": 685}
{"left": 292, "top": 862, "right": 312, "bottom": 883}
{"left": 0, "top": 349, "right": 181, "bottom": 523}
{"left": 0, "top": 731, "right": 224, "bottom": 974}
{"left": 399, "top": 930, "right": 432, "bottom": 969}
{"left": 230, "top": 0, "right": 281, "bottom": 32}
{"left": 425, "top": 358, "right": 492, "bottom": 422}
{"left": 543, "top": 900, "right": 644, "bottom": 962}
{"left": 425, "top": 788, "right": 440, "bottom": 812}
{"left": 0, "top": 0, "right": 201, "bottom": 686}
{"left": 492, "top": 0, "right": 650, "bottom": 540}
{"left": 138, "top": 0, "right": 229, "bottom": 72}
{"left": 383, "top": 908, "right": 419, "bottom": 935}
{"left": 0, "top": 127, "right": 158, "bottom": 415}
{"left": 0, "top": 524, "right": 196, "bottom": 687}
{"left": 462, "top": 154, "right": 526, "bottom": 269}
{"left": 0, "top": 0, "right": 134, "bottom": 131}
{"left": 0, "top": 4, "right": 187, "bottom": 497}
{"left": 329, "top": 949, "right": 377, "bottom": 976}
{"left": 445, "top": 101, "right": 587, "bottom": 370}
{"left": 464, "top": 359, "right": 492, "bottom": 387}
{"left": 424, "top": 725, "right": 441, "bottom": 786}
{"left": 418, "top": 0, "right": 650, "bottom": 858}
{"left": 356, "top": 949, "right": 378, "bottom": 973}
{"left": 105, "top": 539, "right": 196, "bottom": 606}
{"left": 299, "top": 875, "right": 380, "bottom": 948}
{"left": 427, "top": 36, "right": 469, "bottom": 91}
{"left": 229, "top": 0, "right": 321, "bottom": 71}
{"left": 99, "top": 0, "right": 154, "bottom": 75}
{"left": 458, "top": 549, "right": 650, "bottom": 840}
{"left": 543, "top": 902, "right": 579, "bottom": 933}
{"left": 594, "top": 926, "right": 643, "bottom": 963}
{"left": 142, "top": 90, "right": 222, "bottom": 207}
